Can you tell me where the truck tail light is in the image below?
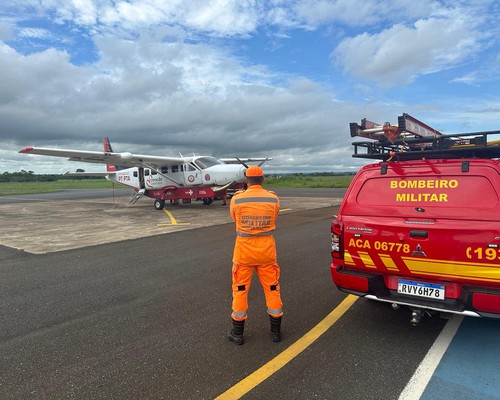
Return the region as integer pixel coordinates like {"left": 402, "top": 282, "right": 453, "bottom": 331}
{"left": 472, "top": 292, "right": 500, "bottom": 314}
{"left": 331, "top": 219, "right": 344, "bottom": 260}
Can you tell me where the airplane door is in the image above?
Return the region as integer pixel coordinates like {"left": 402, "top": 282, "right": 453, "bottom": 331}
{"left": 138, "top": 167, "right": 145, "bottom": 189}
{"left": 183, "top": 163, "right": 202, "bottom": 185}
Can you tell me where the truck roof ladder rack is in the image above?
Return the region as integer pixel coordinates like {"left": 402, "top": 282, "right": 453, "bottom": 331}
{"left": 350, "top": 114, "right": 500, "bottom": 161}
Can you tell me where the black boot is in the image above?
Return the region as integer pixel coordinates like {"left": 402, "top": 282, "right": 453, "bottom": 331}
{"left": 228, "top": 319, "right": 245, "bottom": 345}
{"left": 270, "top": 315, "right": 282, "bottom": 342}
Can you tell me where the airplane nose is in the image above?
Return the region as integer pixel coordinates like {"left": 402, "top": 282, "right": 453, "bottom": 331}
{"left": 238, "top": 165, "right": 246, "bottom": 181}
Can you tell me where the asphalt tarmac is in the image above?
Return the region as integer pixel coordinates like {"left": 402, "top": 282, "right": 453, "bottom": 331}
{"left": 0, "top": 188, "right": 497, "bottom": 399}
{"left": 0, "top": 188, "right": 343, "bottom": 254}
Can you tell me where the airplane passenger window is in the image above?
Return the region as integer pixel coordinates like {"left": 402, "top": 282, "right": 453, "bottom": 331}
{"left": 145, "top": 169, "right": 150, "bottom": 176}
{"left": 161, "top": 167, "right": 168, "bottom": 173}
{"left": 172, "top": 166, "right": 179, "bottom": 173}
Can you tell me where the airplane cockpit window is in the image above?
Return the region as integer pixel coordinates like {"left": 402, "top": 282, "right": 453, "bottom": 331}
{"left": 194, "top": 157, "right": 222, "bottom": 170}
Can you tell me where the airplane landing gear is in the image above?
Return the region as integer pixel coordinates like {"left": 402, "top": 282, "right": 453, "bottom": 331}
{"left": 154, "top": 199, "right": 165, "bottom": 210}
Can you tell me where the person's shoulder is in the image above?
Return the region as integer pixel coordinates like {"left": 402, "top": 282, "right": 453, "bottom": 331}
{"left": 263, "top": 189, "right": 279, "bottom": 201}
{"left": 264, "top": 189, "right": 278, "bottom": 196}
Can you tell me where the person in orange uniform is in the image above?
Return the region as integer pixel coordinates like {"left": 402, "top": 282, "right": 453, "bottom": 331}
{"left": 227, "top": 165, "right": 283, "bottom": 345}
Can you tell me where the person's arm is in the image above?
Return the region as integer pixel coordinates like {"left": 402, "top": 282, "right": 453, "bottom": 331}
{"left": 230, "top": 198, "right": 236, "bottom": 222}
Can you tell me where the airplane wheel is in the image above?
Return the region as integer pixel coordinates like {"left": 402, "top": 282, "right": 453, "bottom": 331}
{"left": 202, "top": 198, "right": 213, "bottom": 205}
{"left": 154, "top": 199, "right": 165, "bottom": 210}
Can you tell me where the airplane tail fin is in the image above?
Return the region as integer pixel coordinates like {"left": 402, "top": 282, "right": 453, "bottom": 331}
{"left": 102, "top": 136, "right": 126, "bottom": 172}
{"left": 103, "top": 137, "right": 116, "bottom": 172}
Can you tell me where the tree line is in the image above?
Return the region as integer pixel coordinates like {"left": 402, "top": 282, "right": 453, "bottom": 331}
{"left": 0, "top": 171, "right": 102, "bottom": 183}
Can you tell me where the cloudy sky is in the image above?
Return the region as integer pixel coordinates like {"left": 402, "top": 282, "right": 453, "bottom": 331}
{"left": 2, "top": 0, "right": 500, "bottom": 174}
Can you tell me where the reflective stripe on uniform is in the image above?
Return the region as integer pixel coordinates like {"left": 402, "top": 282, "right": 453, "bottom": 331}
{"left": 236, "top": 230, "right": 275, "bottom": 237}
{"left": 234, "top": 197, "right": 278, "bottom": 204}
{"left": 232, "top": 311, "right": 247, "bottom": 318}
{"left": 267, "top": 307, "right": 283, "bottom": 315}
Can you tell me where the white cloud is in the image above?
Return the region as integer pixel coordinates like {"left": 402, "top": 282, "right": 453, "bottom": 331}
{"left": 19, "top": 27, "right": 54, "bottom": 40}
{"left": 183, "top": 0, "right": 262, "bottom": 35}
{"left": 0, "top": 36, "right": 358, "bottom": 174}
{"left": 25, "top": 0, "right": 263, "bottom": 36}
{"left": 293, "top": 0, "right": 435, "bottom": 28}
{"left": 332, "top": 12, "right": 484, "bottom": 86}
{"left": 451, "top": 73, "right": 478, "bottom": 85}
{"left": 0, "top": 19, "right": 13, "bottom": 41}
{"left": 72, "top": 0, "right": 99, "bottom": 25}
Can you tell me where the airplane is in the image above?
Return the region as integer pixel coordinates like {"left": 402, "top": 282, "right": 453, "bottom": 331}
{"left": 19, "top": 137, "right": 270, "bottom": 209}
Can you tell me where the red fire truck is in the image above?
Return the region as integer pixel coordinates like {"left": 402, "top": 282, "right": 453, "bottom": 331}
{"left": 331, "top": 114, "right": 500, "bottom": 324}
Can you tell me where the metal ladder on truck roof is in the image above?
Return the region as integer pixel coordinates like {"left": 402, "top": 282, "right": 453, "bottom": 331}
{"left": 349, "top": 113, "right": 500, "bottom": 161}
{"left": 349, "top": 113, "right": 442, "bottom": 142}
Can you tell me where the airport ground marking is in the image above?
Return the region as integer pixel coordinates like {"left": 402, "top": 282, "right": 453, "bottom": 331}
{"left": 398, "top": 315, "right": 464, "bottom": 400}
{"left": 215, "top": 294, "right": 358, "bottom": 400}
{"left": 157, "top": 209, "right": 190, "bottom": 227}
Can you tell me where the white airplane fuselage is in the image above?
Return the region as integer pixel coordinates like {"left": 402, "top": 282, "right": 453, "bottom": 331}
{"left": 109, "top": 162, "right": 246, "bottom": 189}
{"left": 106, "top": 156, "right": 247, "bottom": 207}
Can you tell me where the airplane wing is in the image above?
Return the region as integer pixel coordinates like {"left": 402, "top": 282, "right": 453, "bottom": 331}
{"left": 19, "top": 146, "right": 186, "bottom": 168}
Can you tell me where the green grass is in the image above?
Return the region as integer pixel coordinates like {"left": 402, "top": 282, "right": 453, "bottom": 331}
{"left": 266, "top": 175, "right": 353, "bottom": 188}
{"left": 0, "top": 175, "right": 354, "bottom": 195}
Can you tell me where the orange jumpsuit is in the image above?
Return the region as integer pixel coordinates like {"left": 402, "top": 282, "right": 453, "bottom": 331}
{"left": 230, "top": 185, "right": 283, "bottom": 321}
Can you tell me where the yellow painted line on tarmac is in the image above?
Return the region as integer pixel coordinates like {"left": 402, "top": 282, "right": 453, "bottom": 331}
{"left": 215, "top": 294, "right": 358, "bottom": 400}
{"left": 156, "top": 209, "right": 190, "bottom": 227}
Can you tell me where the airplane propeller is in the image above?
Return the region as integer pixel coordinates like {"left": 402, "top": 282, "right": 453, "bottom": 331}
{"left": 235, "top": 157, "right": 270, "bottom": 168}
{"left": 257, "top": 158, "right": 270, "bottom": 167}
{"left": 235, "top": 157, "right": 249, "bottom": 169}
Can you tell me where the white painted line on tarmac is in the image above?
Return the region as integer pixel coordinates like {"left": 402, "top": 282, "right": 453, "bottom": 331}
{"left": 399, "top": 315, "right": 464, "bottom": 400}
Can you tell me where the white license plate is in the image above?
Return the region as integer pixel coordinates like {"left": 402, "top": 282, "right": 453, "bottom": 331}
{"left": 397, "top": 279, "right": 445, "bottom": 300}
